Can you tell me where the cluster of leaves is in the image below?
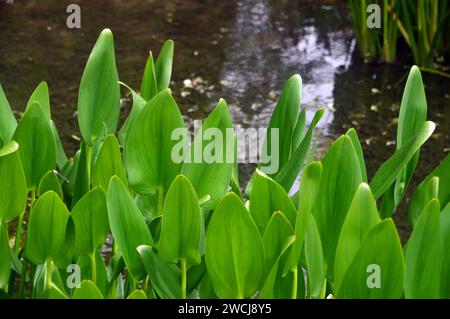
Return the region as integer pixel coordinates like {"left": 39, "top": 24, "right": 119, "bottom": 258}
{"left": 349, "top": 0, "right": 450, "bottom": 68}
{"left": 0, "top": 29, "right": 449, "bottom": 299}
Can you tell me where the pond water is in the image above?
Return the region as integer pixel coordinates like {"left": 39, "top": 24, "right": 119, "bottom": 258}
{"left": 0, "top": 0, "right": 449, "bottom": 239}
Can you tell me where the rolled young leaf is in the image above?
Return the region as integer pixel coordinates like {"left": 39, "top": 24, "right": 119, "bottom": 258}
{"left": 379, "top": 66, "right": 428, "bottom": 218}
{"left": 262, "top": 74, "right": 301, "bottom": 175}
{"left": 158, "top": 175, "right": 202, "bottom": 265}
{"left": 51, "top": 121, "right": 67, "bottom": 169}
{"left": 154, "top": 40, "right": 174, "bottom": 92}
{"left": 77, "top": 29, "right": 120, "bottom": 145}
{"left": 71, "top": 141, "right": 90, "bottom": 208}
{"left": 140, "top": 51, "right": 159, "bottom": 101}
{"left": 107, "top": 176, "right": 153, "bottom": 280}
{"left": 205, "top": 193, "right": 265, "bottom": 298}
{"left": 345, "top": 128, "right": 368, "bottom": 183}
{"left": 273, "top": 108, "right": 325, "bottom": 192}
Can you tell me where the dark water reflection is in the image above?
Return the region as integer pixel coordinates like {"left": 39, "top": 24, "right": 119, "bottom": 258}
{"left": 0, "top": 0, "right": 449, "bottom": 238}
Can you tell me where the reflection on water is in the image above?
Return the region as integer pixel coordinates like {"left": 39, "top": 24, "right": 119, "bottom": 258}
{"left": 0, "top": 0, "right": 449, "bottom": 236}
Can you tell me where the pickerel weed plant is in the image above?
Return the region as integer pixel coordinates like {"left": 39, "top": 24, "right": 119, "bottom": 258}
{"left": 0, "top": 28, "right": 449, "bottom": 299}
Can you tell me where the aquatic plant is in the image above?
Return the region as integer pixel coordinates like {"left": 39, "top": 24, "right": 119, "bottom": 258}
{"left": 349, "top": 0, "right": 450, "bottom": 69}
{"left": 0, "top": 29, "right": 449, "bottom": 299}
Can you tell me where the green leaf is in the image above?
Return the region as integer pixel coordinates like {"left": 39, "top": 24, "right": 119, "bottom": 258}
{"left": 25, "top": 191, "right": 70, "bottom": 264}
{"left": 26, "top": 82, "right": 50, "bottom": 120}
{"left": 345, "top": 128, "right": 367, "bottom": 182}
{"left": 61, "top": 154, "right": 77, "bottom": 197}
{"left": 379, "top": 67, "right": 428, "bottom": 218}
{"left": 205, "top": 193, "right": 265, "bottom": 298}
{"left": 137, "top": 245, "right": 182, "bottom": 299}
{"left": 93, "top": 134, "right": 126, "bottom": 191}
{"left": 118, "top": 84, "right": 147, "bottom": 144}
{"left": 154, "top": 40, "right": 174, "bottom": 91}
{"left": 405, "top": 198, "right": 442, "bottom": 298}
{"left": 77, "top": 29, "right": 120, "bottom": 145}
{"left": 292, "top": 110, "right": 306, "bottom": 150}
{"left": 397, "top": 66, "right": 427, "bottom": 149}
{"left": 51, "top": 121, "right": 67, "bottom": 169}
{"left": 259, "top": 236, "right": 296, "bottom": 299}
{"left": 0, "top": 84, "right": 17, "bottom": 145}
{"left": 0, "top": 224, "right": 10, "bottom": 289}
{"left": 13, "top": 102, "right": 56, "bottom": 190}
{"left": 298, "top": 162, "right": 322, "bottom": 214}
{"left": 73, "top": 280, "right": 104, "bottom": 299}
{"left": 77, "top": 252, "right": 108, "bottom": 294}
{"left": 37, "top": 170, "right": 63, "bottom": 199}
{"left": 72, "top": 187, "right": 109, "bottom": 255}
{"left": 409, "top": 153, "right": 450, "bottom": 226}
{"left": 0, "top": 141, "right": 27, "bottom": 223}
{"left": 440, "top": 203, "right": 450, "bottom": 298}
{"left": 141, "top": 51, "right": 159, "bottom": 100}
{"left": 33, "top": 261, "right": 66, "bottom": 298}
{"left": 262, "top": 74, "right": 301, "bottom": 175}
{"left": 313, "top": 135, "right": 363, "bottom": 280}
{"left": 72, "top": 141, "right": 90, "bottom": 207}
{"left": 159, "top": 175, "right": 202, "bottom": 265}
{"left": 42, "top": 284, "right": 68, "bottom": 299}
{"left": 369, "top": 121, "right": 435, "bottom": 200}
{"left": 199, "top": 272, "right": 218, "bottom": 299}
{"left": 127, "top": 289, "right": 147, "bottom": 299}
{"left": 304, "top": 211, "right": 325, "bottom": 298}
{"left": 24, "top": 82, "right": 67, "bottom": 168}
{"left": 336, "top": 219, "right": 404, "bottom": 298}
{"left": 249, "top": 170, "right": 297, "bottom": 234}
{"left": 181, "top": 99, "right": 234, "bottom": 210}
{"left": 107, "top": 176, "right": 153, "bottom": 280}
{"left": 262, "top": 211, "right": 294, "bottom": 273}
{"left": 283, "top": 162, "right": 322, "bottom": 275}
{"left": 334, "top": 183, "right": 380, "bottom": 292}
{"left": 124, "top": 89, "right": 184, "bottom": 195}
{"left": 273, "top": 108, "right": 324, "bottom": 192}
